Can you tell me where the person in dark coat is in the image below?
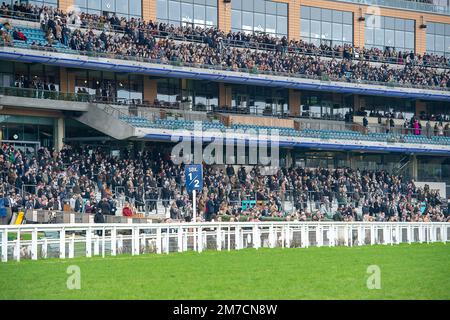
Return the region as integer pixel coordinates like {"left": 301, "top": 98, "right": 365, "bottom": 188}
{"left": 94, "top": 208, "right": 105, "bottom": 236}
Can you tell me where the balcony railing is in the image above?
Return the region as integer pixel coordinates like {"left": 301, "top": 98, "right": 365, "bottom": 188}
{"left": 1, "top": 41, "right": 449, "bottom": 93}
{"left": 335, "top": 0, "right": 450, "bottom": 15}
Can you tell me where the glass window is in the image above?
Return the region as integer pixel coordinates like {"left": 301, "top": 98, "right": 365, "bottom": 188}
{"left": 157, "top": 0, "right": 216, "bottom": 27}
{"left": 385, "top": 29, "right": 395, "bottom": 47}
{"left": 365, "top": 15, "right": 415, "bottom": 52}
{"left": 301, "top": 6, "right": 310, "bottom": 19}
{"left": 254, "top": 0, "right": 265, "bottom": 14}
{"left": 265, "top": 14, "right": 276, "bottom": 35}
{"left": 242, "top": 11, "right": 253, "bottom": 32}
{"left": 157, "top": 0, "right": 168, "bottom": 20}
{"left": 427, "top": 34, "right": 435, "bottom": 52}
{"left": 169, "top": 1, "right": 181, "bottom": 22}
{"left": 301, "top": 19, "right": 310, "bottom": 38}
{"left": 205, "top": 6, "right": 216, "bottom": 26}
{"left": 265, "top": 1, "right": 277, "bottom": 15}
{"left": 277, "top": 3, "right": 287, "bottom": 16}
{"left": 242, "top": 0, "right": 253, "bottom": 12}
{"left": 343, "top": 12, "right": 352, "bottom": 25}
{"left": 311, "top": 20, "right": 321, "bottom": 40}
{"left": 332, "top": 23, "right": 342, "bottom": 41}
{"left": 426, "top": 22, "right": 450, "bottom": 57}
{"left": 343, "top": 24, "right": 352, "bottom": 43}
{"left": 395, "top": 30, "right": 405, "bottom": 49}
{"left": 194, "top": 5, "right": 205, "bottom": 26}
{"left": 322, "top": 22, "right": 332, "bottom": 40}
{"left": 231, "top": 10, "right": 241, "bottom": 30}
{"left": 232, "top": 0, "right": 288, "bottom": 37}
{"left": 181, "top": 2, "right": 193, "bottom": 24}
{"left": 254, "top": 13, "right": 265, "bottom": 33}
{"left": 116, "top": 0, "right": 128, "bottom": 15}
{"left": 301, "top": 6, "right": 353, "bottom": 46}
{"left": 311, "top": 7, "right": 321, "bottom": 20}
{"left": 322, "top": 9, "right": 332, "bottom": 22}
{"left": 277, "top": 16, "right": 287, "bottom": 36}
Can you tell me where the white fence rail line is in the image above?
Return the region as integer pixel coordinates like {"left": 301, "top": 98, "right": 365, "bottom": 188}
{"left": 0, "top": 222, "right": 448, "bottom": 262}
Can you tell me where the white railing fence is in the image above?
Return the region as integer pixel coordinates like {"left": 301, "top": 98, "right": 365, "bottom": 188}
{"left": 0, "top": 222, "right": 448, "bottom": 262}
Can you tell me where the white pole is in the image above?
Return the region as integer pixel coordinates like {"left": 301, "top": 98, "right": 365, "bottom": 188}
{"left": 31, "top": 228, "right": 38, "bottom": 260}
{"left": 1, "top": 229, "right": 7, "bottom": 262}
{"left": 192, "top": 190, "right": 197, "bottom": 223}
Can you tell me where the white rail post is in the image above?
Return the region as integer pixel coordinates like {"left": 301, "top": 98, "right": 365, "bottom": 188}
{"left": 227, "top": 225, "right": 231, "bottom": 251}
{"left": 216, "top": 226, "right": 221, "bottom": 251}
{"left": 111, "top": 227, "right": 117, "bottom": 256}
{"left": 102, "top": 228, "right": 106, "bottom": 258}
{"left": 344, "top": 224, "right": 351, "bottom": 247}
{"left": 389, "top": 225, "right": 393, "bottom": 245}
{"left": 304, "top": 225, "right": 309, "bottom": 248}
{"left": 183, "top": 228, "right": 188, "bottom": 252}
{"left": 253, "top": 225, "right": 260, "bottom": 249}
{"left": 370, "top": 225, "right": 375, "bottom": 245}
{"left": 59, "top": 227, "right": 65, "bottom": 259}
{"left": 441, "top": 225, "right": 446, "bottom": 244}
{"left": 93, "top": 235, "right": 99, "bottom": 256}
{"left": 141, "top": 233, "right": 147, "bottom": 254}
{"left": 318, "top": 225, "right": 324, "bottom": 247}
{"left": 268, "top": 225, "right": 274, "bottom": 248}
{"left": 14, "top": 238, "right": 20, "bottom": 262}
{"left": 235, "top": 225, "right": 240, "bottom": 250}
{"left": 356, "top": 225, "right": 362, "bottom": 246}
{"left": 131, "top": 227, "right": 136, "bottom": 256}
{"left": 68, "top": 233, "right": 75, "bottom": 259}
{"left": 193, "top": 225, "right": 197, "bottom": 252}
{"left": 178, "top": 227, "right": 183, "bottom": 253}
{"left": 156, "top": 227, "right": 162, "bottom": 254}
{"left": 315, "top": 225, "right": 320, "bottom": 247}
{"left": 285, "top": 225, "right": 291, "bottom": 248}
{"left": 408, "top": 225, "right": 412, "bottom": 244}
{"left": 197, "top": 226, "right": 203, "bottom": 253}
{"left": 397, "top": 225, "right": 401, "bottom": 244}
{"left": 42, "top": 238, "right": 47, "bottom": 259}
{"left": 328, "top": 225, "right": 334, "bottom": 247}
{"left": 31, "top": 228, "right": 38, "bottom": 260}
{"left": 383, "top": 225, "right": 388, "bottom": 245}
{"left": 1, "top": 229, "right": 7, "bottom": 262}
{"left": 136, "top": 227, "right": 142, "bottom": 255}
{"left": 117, "top": 234, "right": 123, "bottom": 254}
{"left": 165, "top": 227, "right": 170, "bottom": 254}
{"left": 86, "top": 227, "right": 92, "bottom": 258}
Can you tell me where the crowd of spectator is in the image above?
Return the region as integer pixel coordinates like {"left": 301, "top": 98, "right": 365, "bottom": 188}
{"left": 1, "top": 3, "right": 450, "bottom": 89}
{"left": 0, "top": 143, "right": 448, "bottom": 224}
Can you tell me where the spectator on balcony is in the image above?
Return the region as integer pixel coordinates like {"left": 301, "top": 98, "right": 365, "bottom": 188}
{"left": 12, "top": 28, "right": 26, "bottom": 42}
{"left": 122, "top": 202, "right": 133, "bottom": 217}
{"left": 426, "top": 120, "right": 432, "bottom": 139}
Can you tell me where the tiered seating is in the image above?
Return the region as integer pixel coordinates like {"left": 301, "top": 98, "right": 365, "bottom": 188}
{"left": 119, "top": 117, "right": 450, "bottom": 145}
{"left": 10, "top": 26, "right": 70, "bottom": 50}
{"left": 231, "top": 124, "right": 301, "bottom": 137}
{"left": 119, "top": 116, "right": 227, "bottom": 131}
{"left": 299, "top": 129, "right": 450, "bottom": 146}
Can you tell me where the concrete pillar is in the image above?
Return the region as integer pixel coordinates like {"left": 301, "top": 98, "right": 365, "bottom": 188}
{"left": 415, "top": 17, "right": 427, "bottom": 55}
{"left": 415, "top": 101, "right": 427, "bottom": 116}
{"left": 411, "top": 155, "right": 418, "bottom": 181}
{"left": 58, "top": 0, "right": 73, "bottom": 12}
{"left": 289, "top": 89, "right": 301, "bottom": 117}
{"left": 219, "top": 83, "right": 232, "bottom": 107}
{"left": 142, "top": 0, "right": 157, "bottom": 22}
{"left": 289, "top": 0, "right": 301, "bottom": 41}
{"left": 218, "top": 0, "right": 231, "bottom": 32}
{"left": 143, "top": 77, "right": 157, "bottom": 105}
{"left": 54, "top": 117, "right": 65, "bottom": 151}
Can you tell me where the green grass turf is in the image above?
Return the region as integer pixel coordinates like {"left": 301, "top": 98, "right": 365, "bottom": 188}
{"left": 0, "top": 243, "right": 449, "bottom": 300}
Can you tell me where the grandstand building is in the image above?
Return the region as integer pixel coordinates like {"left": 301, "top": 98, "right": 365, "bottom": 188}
{"left": 0, "top": 0, "right": 449, "bottom": 193}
